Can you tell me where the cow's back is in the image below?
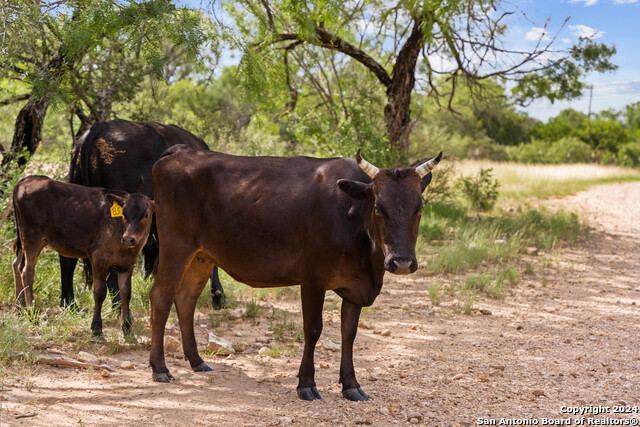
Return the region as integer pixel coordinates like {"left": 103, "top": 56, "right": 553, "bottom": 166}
{"left": 153, "top": 150, "right": 374, "bottom": 286}
{"left": 70, "top": 119, "right": 209, "bottom": 195}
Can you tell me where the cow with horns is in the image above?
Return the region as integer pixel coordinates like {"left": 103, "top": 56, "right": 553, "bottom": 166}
{"left": 148, "top": 149, "right": 442, "bottom": 401}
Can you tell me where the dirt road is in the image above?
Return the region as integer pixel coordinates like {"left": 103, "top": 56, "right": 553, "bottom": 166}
{"left": 1, "top": 182, "right": 639, "bottom": 426}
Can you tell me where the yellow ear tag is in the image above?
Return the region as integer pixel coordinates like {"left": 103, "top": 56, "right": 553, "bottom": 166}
{"left": 110, "top": 201, "right": 123, "bottom": 218}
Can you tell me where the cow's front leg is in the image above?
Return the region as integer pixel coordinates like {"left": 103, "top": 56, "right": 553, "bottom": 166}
{"left": 149, "top": 248, "right": 192, "bottom": 383}
{"left": 90, "top": 265, "right": 109, "bottom": 338}
{"left": 339, "top": 298, "right": 368, "bottom": 401}
{"left": 175, "top": 256, "right": 214, "bottom": 372}
{"left": 117, "top": 270, "right": 135, "bottom": 341}
{"left": 297, "top": 284, "right": 325, "bottom": 401}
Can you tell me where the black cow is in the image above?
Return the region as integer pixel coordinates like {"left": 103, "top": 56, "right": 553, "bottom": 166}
{"left": 61, "top": 119, "right": 227, "bottom": 310}
{"left": 12, "top": 176, "right": 154, "bottom": 337}
{"left": 148, "top": 149, "right": 441, "bottom": 401}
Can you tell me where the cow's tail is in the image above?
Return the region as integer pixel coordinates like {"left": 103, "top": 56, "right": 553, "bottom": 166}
{"left": 70, "top": 128, "right": 92, "bottom": 186}
{"left": 82, "top": 258, "right": 93, "bottom": 288}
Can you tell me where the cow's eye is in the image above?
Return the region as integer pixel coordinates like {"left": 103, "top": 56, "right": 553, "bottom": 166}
{"left": 144, "top": 213, "right": 149, "bottom": 219}
{"left": 374, "top": 206, "right": 382, "bottom": 215}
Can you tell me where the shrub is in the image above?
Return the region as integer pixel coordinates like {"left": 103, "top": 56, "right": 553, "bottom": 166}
{"left": 508, "top": 137, "right": 592, "bottom": 164}
{"left": 457, "top": 167, "right": 500, "bottom": 212}
{"left": 617, "top": 142, "right": 640, "bottom": 167}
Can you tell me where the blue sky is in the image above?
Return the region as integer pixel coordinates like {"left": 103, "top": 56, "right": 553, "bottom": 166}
{"left": 182, "top": 0, "right": 638, "bottom": 122}
{"left": 511, "top": 0, "right": 640, "bottom": 121}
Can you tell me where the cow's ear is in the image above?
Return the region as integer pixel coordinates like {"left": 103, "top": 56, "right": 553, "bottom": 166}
{"left": 420, "top": 172, "right": 433, "bottom": 193}
{"left": 105, "top": 193, "right": 127, "bottom": 207}
{"left": 149, "top": 200, "right": 155, "bottom": 213}
{"left": 337, "top": 179, "right": 373, "bottom": 200}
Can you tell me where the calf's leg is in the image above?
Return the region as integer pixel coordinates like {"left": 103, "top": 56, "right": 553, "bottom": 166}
{"left": 90, "top": 264, "right": 109, "bottom": 337}
{"left": 339, "top": 298, "right": 368, "bottom": 401}
{"left": 297, "top": 284, "right": 325, "bottom": 401}
{"left": 149, "top": 247, "right": 193, "bottom": 383}
{"left": 117, "top": 270, "right": 135, "bottom": 340}
{"left": 59, "top": 255, "right": 77, "bottom": 308}
{"left": 175, "top": 255, "right": 214, "bottom": 371}
{"left": 19, "top": 242, "right": 45, "bottom": 309}
{"left": 12, "top": 248, "right": 26, "bottom": 307}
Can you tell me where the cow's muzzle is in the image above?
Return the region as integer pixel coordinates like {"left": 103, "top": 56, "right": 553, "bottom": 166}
{"left": 122, "top": 236, "right": 137, "bottom": 247}
{"left": 384, "top": 256, "right": 418, "bottom": 275}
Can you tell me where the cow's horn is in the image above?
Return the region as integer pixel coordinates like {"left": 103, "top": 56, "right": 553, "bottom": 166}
{"left": 415, "top": 151, "right": 443, "bottom": 178}
{"left": 356, "top": 149, "right": 380, "bottom": 179}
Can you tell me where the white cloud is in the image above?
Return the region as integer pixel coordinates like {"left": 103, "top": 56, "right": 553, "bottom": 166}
{"left": 562, "top": 38, "right": 571, "bottom": 44}
{"left": 568, "top": 0, "right": 599, "bottom": 6}
{"left": 612, "top": 0, "right": 637, "bottom": 4}
{"left": 525, "top": 27, "right": 551, "bottom": 42}
{"left": 569, "top": 24, "right": 604, "bottom": 40}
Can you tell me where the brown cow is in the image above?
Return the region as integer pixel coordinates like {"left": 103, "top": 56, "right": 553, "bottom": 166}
{"left": 149, "top": 149, "right": 441, "bottom": 401}
{"left": 12, "top": 175, "right": 154, "bottom": 337}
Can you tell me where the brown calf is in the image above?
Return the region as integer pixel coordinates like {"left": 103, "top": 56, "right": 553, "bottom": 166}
{"left": 12, "top": 175, "right": 154, "bottom": 337}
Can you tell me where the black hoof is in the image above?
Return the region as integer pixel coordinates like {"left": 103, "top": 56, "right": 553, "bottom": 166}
{"left": 211, "top": 294, "right": 229, "bottom": 310}
{"left": 297, "top": 386, "right": 322, "bottom": 401}
{"left": 91, "top": 332, "right": 105, "bottom": 342}
{"left": 124, "top": 333, "right": 138, "bottom": 344}
{"left": 342, "top": 387, "right": 369, "bottom": 401}
{"left": 152, "top": 372, "right": 176, "bottom": 383}
{"left": 193, "top": 362, "right": 212, "bottom": 372}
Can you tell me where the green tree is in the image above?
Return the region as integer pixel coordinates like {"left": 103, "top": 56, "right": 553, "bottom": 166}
{"left": 0, "top": 0, "right": 213, "bottom": 167}
{"left": 576, "top": 117, "right": 628, "bottom": 152}
{"left": 222, "top": 0, "right": 616, "bottom": 165}
{"left": 530, "top": 109, "right": 588, "bottom": 141}
{"left": 624, "top": 102, "right": 640, "bottom": 129}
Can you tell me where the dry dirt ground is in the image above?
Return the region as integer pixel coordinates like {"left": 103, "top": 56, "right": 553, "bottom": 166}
{"left": 1, "top": 182, "right": 640, "bottom": 426}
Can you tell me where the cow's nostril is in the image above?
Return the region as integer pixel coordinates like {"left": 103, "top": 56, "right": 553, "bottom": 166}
{"left": 392, "top": 258, "right": 414, "bottom": 275}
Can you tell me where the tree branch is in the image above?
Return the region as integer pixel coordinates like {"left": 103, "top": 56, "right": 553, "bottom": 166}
{"left": 313, "top": 27, "right": 392, "bottom": 88}
{"left": 0, "top": 94, "right": 30, "bottom": 106}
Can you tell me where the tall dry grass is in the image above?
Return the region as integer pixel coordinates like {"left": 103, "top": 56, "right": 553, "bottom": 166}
{"left": 457, "top": 160, "right": 640, "bottom": 199}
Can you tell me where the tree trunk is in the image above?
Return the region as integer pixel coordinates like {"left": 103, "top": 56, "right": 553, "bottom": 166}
{"left": 384, "top": 18, "right": 425, "bottom": 166}
{"left": 2, "top": 52, "right": 64, "bottom": 169}
{"left": 1, "top": 96, "right": 51, "bottom": 167}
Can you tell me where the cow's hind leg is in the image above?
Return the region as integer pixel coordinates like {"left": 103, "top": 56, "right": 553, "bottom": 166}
{"left": 210, "top": 266, "right": 228, "bottom": 310}
{"left": 59, "top": 256, "right": 78, "bottom": 308}
{"left": 175, "top": 254, "right": 214, "bottom": 372}
{"left": 339, "top": 298, "right": 368, "bottom": 401}
{"left": 297, "top": 284, "right": 325, "bottom": 401}
{"left": 149, "top": 247, "right": 193, "bottom": 383}
{"left": 117, "top": 269, "right": 135, "bottom": 341}
{"left": 106, "top": 269, "right": 121, "bottom": 312}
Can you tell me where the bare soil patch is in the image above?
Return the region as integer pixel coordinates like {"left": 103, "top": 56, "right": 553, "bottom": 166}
{"left": 2, "top": 182, "right": 640, "bottom": 426}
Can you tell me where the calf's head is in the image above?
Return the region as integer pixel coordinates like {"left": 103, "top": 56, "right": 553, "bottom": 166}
{"left": 105, "top": 193, "right": 154, "bottom": 249}
{"left": 338, "top": 150, "right": 442, "bottom": 275}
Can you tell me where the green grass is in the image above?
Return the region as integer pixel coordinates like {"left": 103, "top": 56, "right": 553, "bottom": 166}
{"left": 419, "top": 201, "right": 585, "bottom": 275}
{"left": 427, "top": 283, "right": 442, "bottom": 306}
